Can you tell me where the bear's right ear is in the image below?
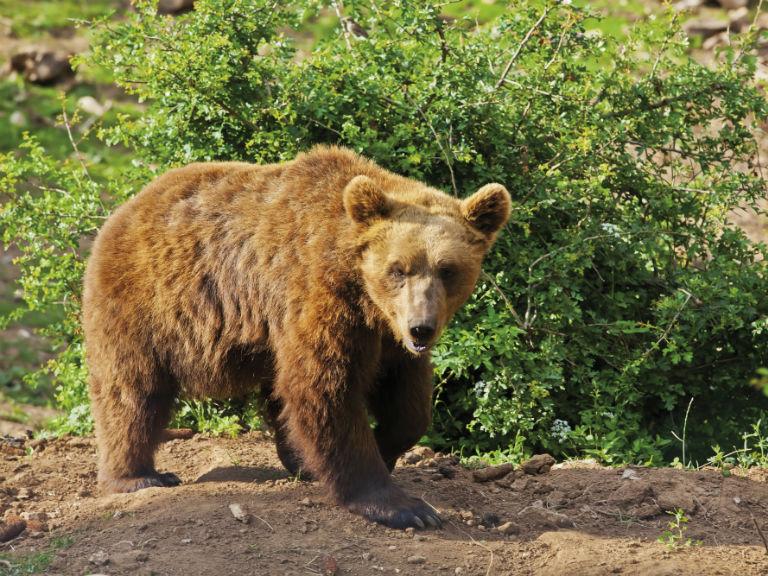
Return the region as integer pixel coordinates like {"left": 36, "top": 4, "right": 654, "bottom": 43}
{"left": 343, "top": 175, "right": 390, "bottom": 225}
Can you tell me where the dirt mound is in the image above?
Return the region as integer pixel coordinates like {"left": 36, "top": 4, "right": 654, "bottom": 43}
{"left": 1, "top": 433, "right": 767, "bottom": 575}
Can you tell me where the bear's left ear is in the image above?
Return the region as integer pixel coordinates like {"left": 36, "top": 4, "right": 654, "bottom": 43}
{"left": 343, "top": 175, "right": 390, "bottom": 225}
{"left": 461, "top": 183, "right": 512, "bottom": 237}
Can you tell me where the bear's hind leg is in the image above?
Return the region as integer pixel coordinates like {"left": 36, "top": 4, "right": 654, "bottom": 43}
{"left": 91, "top": 372, "right": 179, "bottom": 494}
{"left": 370, "top": 354, "right": 433, "bottom": 472}
{"left": 264, "top": 395, "right": 313, "bottom": 479}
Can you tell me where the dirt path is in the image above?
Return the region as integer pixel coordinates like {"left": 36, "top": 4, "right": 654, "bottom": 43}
{"left": 1, "top": 433, "right": 767, "bottom": 575}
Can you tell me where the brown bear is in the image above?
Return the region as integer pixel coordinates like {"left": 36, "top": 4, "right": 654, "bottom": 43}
{"left": 82, "top": 146, "right": 511, "bottom": 529}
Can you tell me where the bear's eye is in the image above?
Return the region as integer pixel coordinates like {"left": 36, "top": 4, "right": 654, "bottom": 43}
{"left": 390, "top": 264, "right": 406, "bottom": 280}
{"left": 438, "top": 265, "right": 457, "bottom": 282}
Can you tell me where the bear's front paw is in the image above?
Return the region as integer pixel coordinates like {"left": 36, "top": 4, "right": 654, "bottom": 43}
{"left": 347, "top": 485, "right": 442, "bottom": 530}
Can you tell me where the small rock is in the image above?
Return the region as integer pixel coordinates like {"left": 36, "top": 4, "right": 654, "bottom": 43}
{"left": 16, "top": 488, "right": 32, "bottom": 500}
{"left": 407, "top": 555, "right": 427, "bottom": 565}
{"left": 157, "top": 0, "right": 195, "bottom": 14}
{"left": 521, "top": 454, "right": 556, "bottom": 475}
{"left": 702, "top": 32, "right": 729, "bottom": 50}
{"left": 497, "top": 521, "right": 519, "bottom": 535}
{"left": 728, "top": 7, "right": 750, "bottom": 32}
{"left": 77, "top": 95, "right": 108, "bottom": 117}
{"left": 9, "top": 49, "right": 75, "bottom": 85}
{"left": 683, "top": 18, "right": 728, "bottom": 39}
{"left": 733, "top": 496, "right": 742, "bottom": 505}
{"left": 716, "top": 0, "right": 747, "bottom": 9}
{"left": 228, "top": 503, "right": 251, "bottom": 524}
{"left": 401, "top": 446, "right": 435, "bottom": 465}
{"left": 466, "top": 519, "right": 476, "bottom": 527}
{"left": 472, "top": 462, "right": 515, "bottom": 483}
{"left": 518, "top": 506, "right": 574, "bottom": 529}
{"left": 181, "top": 538, "right": 192, "bottom": 544}
{"left": 674, "top": 0, "right": 705, "bottom": 10}
{"left": 66, "top": 437, "right": 90, "bottom": 448}
{"left": 405, "top": 527, "right": 415, "bottom": 537}
{"left": 112, "top": 510, "right": 124, "bottom": 519}
{"left": 459, "top": 510, "right": 473, "bottom": 520}
{"left": 89, "top": 550, "right": 110, "bottom": 566}
{"left": 621, "top": 469, "right": 640, "bottom": 481}
{"left": 362, "top": 552, "right": 373, "bottom": 561}
{"left": 9, "top": 111, "right": 26, "bottom": 127}
{"left": 299, "top": 497, "right": 312, "bottom": 507}
{"left": 455, "top": 568, "right": 463, "bottom": 575}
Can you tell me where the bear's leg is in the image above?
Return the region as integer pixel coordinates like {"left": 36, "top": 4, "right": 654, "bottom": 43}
{"left": 273, "top": 333, "right": 441, "bottom": 530}
{"left": 369, "top": 355, "right": 433, "bottom": 472}
{"left": 263, "top": 395, "right": 312, "bottom": 479}
{"left": 91, "top": 371, "right": 180, "bottom": 493}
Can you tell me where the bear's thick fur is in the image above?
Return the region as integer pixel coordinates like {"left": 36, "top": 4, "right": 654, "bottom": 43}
{"left": 82, "top": 146, "right": 510, "bottom": 528}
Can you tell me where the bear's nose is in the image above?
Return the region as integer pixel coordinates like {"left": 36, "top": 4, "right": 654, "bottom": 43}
{"left": 409, "top": 324, "right": 435, "bottom": 342}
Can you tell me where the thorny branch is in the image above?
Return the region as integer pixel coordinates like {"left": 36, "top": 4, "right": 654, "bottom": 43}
{"left": 495, "top": 6, "right": 552, "bottom": 90}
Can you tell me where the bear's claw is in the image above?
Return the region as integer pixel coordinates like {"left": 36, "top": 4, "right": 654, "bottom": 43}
{"left": 347, "top": 486, "right": 443, "bottom": 530}
{"left": 157, "top": 472, "right": 182, "bottom": 486}
{"left": 100, "top": 471, "right": 182, "bottom": 494}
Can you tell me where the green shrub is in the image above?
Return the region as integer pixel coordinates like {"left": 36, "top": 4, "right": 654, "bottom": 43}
{"left": 2, "top": 0, "right": 767, "bottom": 463}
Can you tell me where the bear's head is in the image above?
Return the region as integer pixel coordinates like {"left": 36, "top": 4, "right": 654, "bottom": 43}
{"left": 344, "top": 175, "right": 511, "bottom": 356}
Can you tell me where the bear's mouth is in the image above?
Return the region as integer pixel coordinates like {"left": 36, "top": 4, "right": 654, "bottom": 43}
{"left": 404, "top": 339, "right": 431, "bottom": 356}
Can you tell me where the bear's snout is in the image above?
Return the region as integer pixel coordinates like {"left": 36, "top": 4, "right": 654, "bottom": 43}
{"left": 409, "top": 323, "right": 435, "bottom": 343}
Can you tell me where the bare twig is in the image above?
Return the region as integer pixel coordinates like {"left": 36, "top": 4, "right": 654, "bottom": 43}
{"left": 61, "top": 103, "right": 92, "bottom": 183}
{"left": 495, "top": 7, "right": 552, "bottom": 90}
{"left": 753, "top": 515, "right": 768, "bottom": 555}
{"left": 650, "top": 12, "right": 679, "bottom": 79}
{"left": 411, "top": 101, "right": 458, "bottom": 195}
{"left": 252, "top": 513, "right": 274, "bottom": 531}
{"left": 332, "top": 0, "right": 352, "bottom": 50}
{"left": 481, "top": 270, "right": 525, "bottom": 329}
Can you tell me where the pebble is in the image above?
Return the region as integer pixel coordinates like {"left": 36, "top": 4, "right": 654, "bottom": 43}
{"left": 228, "top": 503, "right": 251, "bottom": 524}
{"left": 497, "top": 521, "right": 519, "bottom": 535}
{"left": 407, "top": 555, "right": 427, "bottom": 565}
{"left": 88, "top": 550, "right": 110, "bottom": 566}
{"left": 181, "top": 538, "right": 192, "bottom": 544}
{"left": 621, "top": 469, "right": 640, "bottom": 481}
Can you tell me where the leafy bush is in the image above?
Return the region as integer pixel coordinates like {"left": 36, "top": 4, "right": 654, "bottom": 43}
{"left": 2, "top": 0, "right": 768, "bottom": 463}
